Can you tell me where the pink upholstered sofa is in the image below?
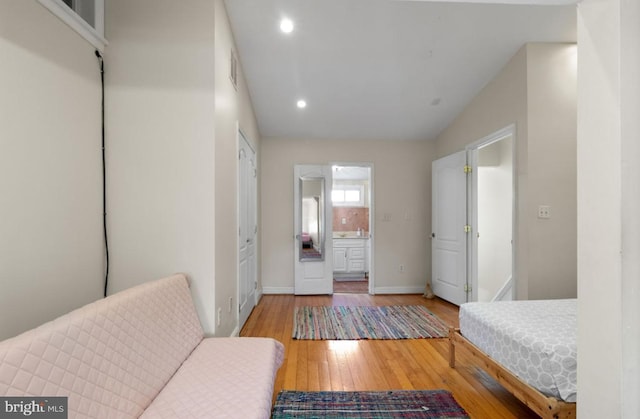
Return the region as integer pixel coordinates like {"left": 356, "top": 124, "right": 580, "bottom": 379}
{"left": 0, "top": 274, "right": 284, "bottom": 418}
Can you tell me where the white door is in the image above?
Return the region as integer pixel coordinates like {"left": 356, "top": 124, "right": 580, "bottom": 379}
{"left": 432, "top": 151, "right": 468, "bottom": 305}
{"left": 294, "top": 165, "right": 333, "bottom": 294}
{"left": 238, "top": 131, "right": 257, "bottom": 329}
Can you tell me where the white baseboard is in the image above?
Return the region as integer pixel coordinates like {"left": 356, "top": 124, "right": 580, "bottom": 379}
{"left": 262, "top": 286, "right": 423, "bottom": 295}
{"left": 262, "top": 286, "right": 294, "bottom": 294}
{"left": 373, "top": 286, "right": 424, "bottom": 294}
{"left": 230, "top": 326, "right": 239, "bottom": 337}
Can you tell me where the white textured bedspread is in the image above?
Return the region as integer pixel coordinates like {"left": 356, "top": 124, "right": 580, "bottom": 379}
{"left": 459, "top": 299, "right": 577, "bottom": 402}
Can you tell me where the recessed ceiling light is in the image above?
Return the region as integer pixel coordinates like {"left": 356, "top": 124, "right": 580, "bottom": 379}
{"left": 280, "top": 18, "right": 294, "bottom": 34}
{"left": 297, "top": 99, "right": 307, "bottom": 109}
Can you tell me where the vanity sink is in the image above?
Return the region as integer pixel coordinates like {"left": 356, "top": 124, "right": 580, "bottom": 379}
{"left": 333, "top": 231, "right": 369, "bottom": 239}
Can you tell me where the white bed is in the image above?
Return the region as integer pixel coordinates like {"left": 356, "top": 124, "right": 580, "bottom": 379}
{"left": 449, "top": 299, "right": 577, "bottom": 418}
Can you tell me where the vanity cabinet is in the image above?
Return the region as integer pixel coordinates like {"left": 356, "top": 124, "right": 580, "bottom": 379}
{"left": 333, "top": 247, "right": 348, "bottom": 272}
{"left": 333, "top": 238, "right": 367, "bottom": 275}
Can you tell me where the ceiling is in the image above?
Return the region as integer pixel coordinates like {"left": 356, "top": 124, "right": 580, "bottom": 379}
{"left": 224, "top": 0, "right": 576, "bottom": 142}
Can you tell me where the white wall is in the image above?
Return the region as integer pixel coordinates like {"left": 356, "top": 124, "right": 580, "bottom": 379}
{"left": 104, "top": 0, "right": 217, "bottom": 333}
{"left": 526, "top": 43, "right": 578, "bottom": 300}
{"left": 435, "top": 45, "right": 529, "bottom": 299}
{"left": 0, "top": 0, "right": 104, "bottom": 340}
{"left": 577, "top": 0, "right": 640, "bottom": 416}
{"left": 261, "top": 138, "right": 434, "bottom": 293}
{"left": 435, "top": 43, "right": 577, "bottom": 301}
{"left": 105, "top": 0, "right": 260, "bottom": 337}
{"left": 214, "top": 0, "right": 262, "bottom": 336}
{"left": 620, "top": 1, "right": 640, "bottom": 414}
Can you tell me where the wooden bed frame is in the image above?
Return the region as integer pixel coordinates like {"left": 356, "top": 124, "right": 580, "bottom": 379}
{"left": 449, "top": 328, "right": 576, "bottom": 419}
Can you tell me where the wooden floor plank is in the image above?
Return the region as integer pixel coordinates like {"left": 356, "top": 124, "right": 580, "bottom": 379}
{"left": 240, "top": 293, "right": 539, "bottom": 419}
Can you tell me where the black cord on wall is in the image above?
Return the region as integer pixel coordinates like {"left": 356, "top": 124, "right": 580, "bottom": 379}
{"left": 95, "top": 50, "right": 109, "bottom": 298}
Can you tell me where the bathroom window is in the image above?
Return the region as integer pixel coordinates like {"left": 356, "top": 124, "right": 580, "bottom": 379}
{"left": 38, "top": 0, "right": 106, "bottom": 51}
{"left": 332, "top": 185, "right": 364, "bottom": 207}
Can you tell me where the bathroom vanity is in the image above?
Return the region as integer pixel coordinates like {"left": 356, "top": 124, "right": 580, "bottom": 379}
{"left": 333, "top": 235, "right": 369, "bottom": 276}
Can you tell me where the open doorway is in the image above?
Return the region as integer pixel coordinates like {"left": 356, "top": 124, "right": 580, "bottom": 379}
{"left": 331, "top": 164, "right": 373, "bottom": 294}
{"left": 469, "top": 127, "right": 514, "bottom": 302}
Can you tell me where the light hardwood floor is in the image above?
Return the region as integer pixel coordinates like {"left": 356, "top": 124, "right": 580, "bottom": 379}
{"left": 240, "top": 293, "right": 539, "bottom": 419}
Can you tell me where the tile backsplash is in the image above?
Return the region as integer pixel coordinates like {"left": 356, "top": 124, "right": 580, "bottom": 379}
{"left": 333, "top": 207, "right": 369, "bottom": 232}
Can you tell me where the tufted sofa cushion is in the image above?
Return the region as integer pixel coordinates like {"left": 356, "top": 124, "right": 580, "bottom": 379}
{"left": 0, "top": 274, "right": 204, "bottom": 418}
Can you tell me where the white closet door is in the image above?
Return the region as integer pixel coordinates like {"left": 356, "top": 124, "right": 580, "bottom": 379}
{"left": 432, "top": 151, "right": 468, "bottom": 305}
{"left": 238, "top": 132, "right": 256, "bottom": 329}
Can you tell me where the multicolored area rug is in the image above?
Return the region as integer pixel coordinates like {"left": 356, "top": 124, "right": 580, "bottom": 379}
{"left": 271, "top": 390, "right": 470, "bottom": 418}
{"left": 292, "top": 305, "right": 449, "bottom": 340}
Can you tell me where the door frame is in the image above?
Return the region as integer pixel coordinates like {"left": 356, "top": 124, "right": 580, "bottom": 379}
{"left": 466, "top": 124, "right": 516, "bottom": 302}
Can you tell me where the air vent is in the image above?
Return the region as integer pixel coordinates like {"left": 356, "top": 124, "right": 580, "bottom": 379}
{"left": 230, "top": 48, "right": 238, "bottom": 90}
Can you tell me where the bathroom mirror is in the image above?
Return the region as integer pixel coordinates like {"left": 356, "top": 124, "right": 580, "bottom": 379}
{"left": 299, "top": 176, "right": 325, "bottom": 261}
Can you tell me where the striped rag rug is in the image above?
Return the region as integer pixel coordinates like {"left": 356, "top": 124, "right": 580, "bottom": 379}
{"left": 292, "top": 305, "right": 449, "bottom": 340}
{"left": 272, "top": 389, "right": 470, "bottom": 418}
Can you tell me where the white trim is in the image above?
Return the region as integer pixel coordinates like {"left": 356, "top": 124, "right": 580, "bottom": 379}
{"left": 229, "top": 326, "right": 240, "bottom": 337}
{"left": 396, "top": 0, "right": 578, "bottom": 4}
{"left": 367, "top": 164, "right": 375, "bottom": 295}
{"left": 38, "top": 0, "right": 107, "bottom": 52}
{"left": 94, "top": 0, "right": 105, "bottom": 38}
{"left": 491, "top": 276, "right": 514, "bottom": 302}
{"left": 466, "top": 124, "right": 517, "bottom": 303}
{"left": 262, "top": 287, "right": 295, "bottom": 294}
{"left": 373, "top": 286, "right": 424, "bottom": 294}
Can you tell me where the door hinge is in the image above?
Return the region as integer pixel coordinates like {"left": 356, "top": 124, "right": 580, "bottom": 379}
{"left": 464, "top": 283, "right": 472, "bottom": 293}
{"left": 464, "top": 225, "right": 472, "bottom": 233}
{"left": 464, "top": 164, "right": 472, "bottom": 173}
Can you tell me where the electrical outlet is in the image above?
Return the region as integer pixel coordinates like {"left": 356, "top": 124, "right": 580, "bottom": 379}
{"left": 399, "top": 264, "right": 405, "bottom": 273}
{"left": 538, "top": 205, "right": 551, "bottom": 219}
{"left": 217, "top": 308, "right": 222, "bottom": 326}
{"left": 228, "top": 297, "right": 233, "bottom": 313}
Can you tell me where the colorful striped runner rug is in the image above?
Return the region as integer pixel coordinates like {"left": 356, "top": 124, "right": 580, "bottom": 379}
{"left": 292, "top": 305, "right": 449, "bottom": 340}
{"left": 271, "top": 389, "right": 470, "bottom": 418}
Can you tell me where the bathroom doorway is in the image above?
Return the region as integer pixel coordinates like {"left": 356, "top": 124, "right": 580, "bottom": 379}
{"left": 331, "top": 164, "right": 373, "bottom": 294}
